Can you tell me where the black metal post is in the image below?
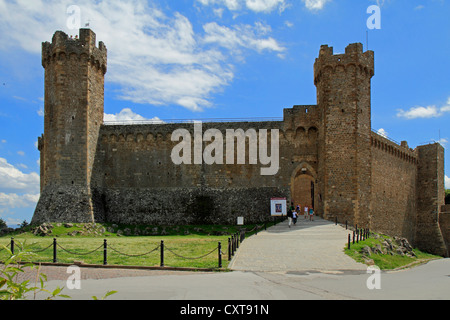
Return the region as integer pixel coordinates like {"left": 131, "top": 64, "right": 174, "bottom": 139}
{"left": 10, "top": 237, "right": 14, "bottom": 255}
{"left": 218, "top": 242, "right": 222, "bottom": 268}
{"left": 352, "top": 230, "right": 355, "bottom": 244}
{"left": 228, "top": 238, "right": 231, "bottom": 261}
{"left": 103, "top": 239, "right": 107, "bottom": 265}
{"left": 348, "top": 234, "right": 351, "bottom": 250}
{"left": 236, "top": 232, "right": 239, "bottom": 249}
{"left": 53, "top": 238, "right": 57, "bottom": 263}
{"left": 160, "top": 240, "right": 164, "bottom": 267}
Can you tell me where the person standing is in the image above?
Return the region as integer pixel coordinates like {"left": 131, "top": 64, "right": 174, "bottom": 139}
{"left": 304, "top": 206, "right": 309, "bottom": 220}
{"left": 309, "top": 207, "right": 314, "bottom": 221}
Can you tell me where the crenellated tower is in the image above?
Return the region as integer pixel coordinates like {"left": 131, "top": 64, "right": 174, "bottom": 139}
{"left": 32, "top": 29, "right": 107, "bottom": 224}
{"left": 314, "top": 43, "right": 374, "bottom": 226}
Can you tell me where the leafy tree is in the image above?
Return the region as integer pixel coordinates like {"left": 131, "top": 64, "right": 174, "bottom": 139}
{"left": 0, "top": 218, "right": 7, "bottom": 230}
{"left": 446, "top": 189, "right": 450, "bottom": 205}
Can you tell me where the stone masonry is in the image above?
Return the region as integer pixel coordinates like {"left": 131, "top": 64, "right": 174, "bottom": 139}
{"left": 32, "top": 29, "right": 448, "bottom": 257}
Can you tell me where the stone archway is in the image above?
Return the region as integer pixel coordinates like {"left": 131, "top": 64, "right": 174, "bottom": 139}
{"left": 291, "top": 163, "right": 318, "bottom": 214}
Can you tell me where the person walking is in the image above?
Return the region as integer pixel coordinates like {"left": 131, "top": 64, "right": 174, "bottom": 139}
{"left": 304, "top": 206, "right": 309, "bottom": 220}
{"left": 292, "top": 210, "right": 298, "bottom": 225}
{"left": 287, "top": 209, "right": 293, "bottom": 228}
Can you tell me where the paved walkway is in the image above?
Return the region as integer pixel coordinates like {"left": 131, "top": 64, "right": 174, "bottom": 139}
{"left": 229, "top": 216, "right": 367, "bottom": 273}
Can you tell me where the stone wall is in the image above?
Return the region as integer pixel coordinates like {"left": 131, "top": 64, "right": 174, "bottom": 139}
{"left": 370, "top": 132, "right": 418, "bottom": 241}
{"left": 90, "top": 117, "right": 318, "bottom": 224}
{"left": 415, "top": 143, "right": 447, "bottom": 256}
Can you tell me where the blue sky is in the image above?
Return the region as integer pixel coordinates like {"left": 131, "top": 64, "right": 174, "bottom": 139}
{"left": 0, "top": 0, "right": 449, "bottom": 227}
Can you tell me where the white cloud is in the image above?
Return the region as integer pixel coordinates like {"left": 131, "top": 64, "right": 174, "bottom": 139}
{"left": 446, "top": 175, "right": 450, "bottom": 190}
{"left": 104, "top": 108, "right": 165, "bottom": 124}
{"left": 0, "top": 0, "right": 285, "bottom": 112}
{"left": 438, "top": 138, "right": 448, "bottom": 147}
{"left": 0, "top": 158, "right": 40, "bottom": 222}
{"left": 37, "top": 106, "right": 44, "bottom": 117}
{"left": 197, "top": 0, "right": 286, "bottom": 13}
{"left": 0, "top": 193, "right": 40, "bottom": 209}
{"left": 396, "top": 98, "right": 450, "bottom": 119}
{"left": 0, "top": 158, "right": 40, "bottom": 194}
{"left": 203, "top": 22, "right": 285, "bottom": 54}
{"left": 377, "top": 128, "right": 388, "bottom": 138}
{"left": 245, "top": 0, "right": 286, "bottom": 13}
{"left": 302, "top": 0, "right": 332, "bottom": 11}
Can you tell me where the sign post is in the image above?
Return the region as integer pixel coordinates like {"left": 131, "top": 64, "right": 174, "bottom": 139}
{"left": 270, "top": 198, "right": 287, "bottom": 216}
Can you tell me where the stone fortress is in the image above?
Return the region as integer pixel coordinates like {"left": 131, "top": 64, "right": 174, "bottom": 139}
{"left": 32, "top": 29, "right": 449, "bottom": 257}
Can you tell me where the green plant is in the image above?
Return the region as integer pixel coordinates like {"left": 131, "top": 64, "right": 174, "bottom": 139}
{"left": 92, "top": 290, "right": 118, "bottom": 300}
{"left": 0, "top": 240, "right": 70, "bottom": 300}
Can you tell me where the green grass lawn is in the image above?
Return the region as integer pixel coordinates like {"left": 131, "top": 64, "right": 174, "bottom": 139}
{"left": 1, "top": 236, "right": 226, "bottom": 269}
{"left": 344, "top": 233, "right": 442, "bottom": 270}
{"left": 0, "top": 221, "right": 275, "bottom": 270}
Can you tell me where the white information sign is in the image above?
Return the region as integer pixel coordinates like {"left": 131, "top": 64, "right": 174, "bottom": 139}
{"left": 270, "top": 198, "right": 287, "bottom": 216}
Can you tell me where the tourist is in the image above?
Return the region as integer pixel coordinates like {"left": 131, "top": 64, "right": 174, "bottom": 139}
{"left": 309, "top": 207, "right": 314, "bottom": 221}
{"left": 304, "top": 206, "right": 308, "bottom": 219}
{"left": 287, "top": 209, "right": 293, "bottom": 228}
{"left": 292, "top": 210, "right": 298, "bottom": 225}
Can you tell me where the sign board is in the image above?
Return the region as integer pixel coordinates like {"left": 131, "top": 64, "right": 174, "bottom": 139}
{"left": 237, "top": 217, "right": 244, "bottom": 225}
{"left": 270, "top": 198, "right": 287, "bottom": 216}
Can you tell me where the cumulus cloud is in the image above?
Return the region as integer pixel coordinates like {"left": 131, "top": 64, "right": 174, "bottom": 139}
{"left": 203, "top": 22, "right": 285, "bottom": 54}
{"left": 302, "top": 0, "right": 332, "bottom": 11}
{"left": 377, "top": 128, "right": 388, "bottom": 138}
{"left": 197, "top": 0, "right": 286, "bottom": 13}
{"left": 0, "top": 158, "right": 40, "bottom": 222}
{"left": 0, "top": 0, "right": 285, "bottom": 112}
{"left": 0, "top": 158, "right": 40, "bottom": 194}
{"left": 397, "top": 98, "right": 450, "bottom": 119}
{"left": 104, "top": 108, "right": 165, "bottom": 124}
{"left": 0, "top": 193, "right": 40, "bottom": 209}
{"left": 446, "top": 175, "right": 450, "bottom": 189}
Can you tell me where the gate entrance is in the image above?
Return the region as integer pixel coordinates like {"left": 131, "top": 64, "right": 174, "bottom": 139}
{"left": 291, "top": 163, "right": 317, "bottom": 215}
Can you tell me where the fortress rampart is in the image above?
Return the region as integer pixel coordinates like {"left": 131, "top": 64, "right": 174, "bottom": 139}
{"left": 32, "top": 29, "right": 448, "bottom": 257}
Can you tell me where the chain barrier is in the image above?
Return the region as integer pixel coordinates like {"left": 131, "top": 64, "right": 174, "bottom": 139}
{"left": 1, "top": 237, "right": 224, "bottom": 269}
{"left": 108, "top": 243, "right": 160, "bottom": 257}
{"left": 29, "top": 242, "right": 53, "bottom": 253}
{"left": 1, "top": 221, "right": 283, "bottom": 268}
{"left": 56, "top": 243, "right": 104, "bottom": 256}
{"left": 164, "top": 245, "right": 217, "bottom": 260}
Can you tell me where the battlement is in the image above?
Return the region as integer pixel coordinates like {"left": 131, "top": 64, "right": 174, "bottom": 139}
{"left": 42, "top": 28, "right": 107, "bottom": 74}
{"left": 314, "top": 43, "right": 374, "bottom": 85}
